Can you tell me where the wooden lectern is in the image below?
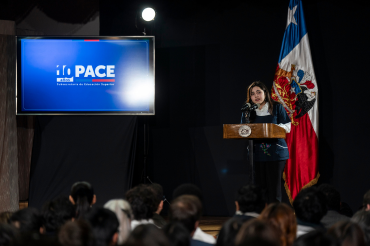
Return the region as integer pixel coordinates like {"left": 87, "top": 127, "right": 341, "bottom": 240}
{"left": 223, "top": 123, "right": 286, "bottom": 184}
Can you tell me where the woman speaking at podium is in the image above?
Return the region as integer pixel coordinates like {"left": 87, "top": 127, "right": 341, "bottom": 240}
{"left": 241, "top": 81, "right": 291, "bottom": 203}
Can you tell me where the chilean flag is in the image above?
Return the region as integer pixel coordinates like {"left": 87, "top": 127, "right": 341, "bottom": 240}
{"left": 271, "top": 0, "right": 319, "bottom": 203}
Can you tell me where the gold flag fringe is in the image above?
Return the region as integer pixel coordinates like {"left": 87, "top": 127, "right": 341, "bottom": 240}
{"left": 283, "top": 172, "right": 320, "bottom": 205}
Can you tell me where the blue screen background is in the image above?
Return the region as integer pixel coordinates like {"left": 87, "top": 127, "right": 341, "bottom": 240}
{"left": 20, "top": 39, "right": 153, "bottom": 112}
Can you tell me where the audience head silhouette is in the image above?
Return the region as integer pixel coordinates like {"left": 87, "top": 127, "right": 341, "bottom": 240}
{"left": 69, "top": 181, "right": 96, "bottom": 219}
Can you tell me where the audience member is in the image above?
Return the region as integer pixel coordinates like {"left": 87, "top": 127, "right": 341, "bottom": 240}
{"left": 169, "top": 195, "right": 210, "bottom": 246}
{"left": 327, "top": 221, "right": 365, "bottom": 246}
{"left": 126, "top": 184, "right": 158, "bottom": 230}
{"left": 259, "top": 203, "right": 296, "bottom": 246}
{"left": 173, "top": 184, "right": 216, "bottom": 245}
{"left": 293, "top": 187, "right": 327, "bottom": 237}
{"left": 216, "top": 217, "right": 245, "bottom": 246}
{"left": 163, "top": 222, "right": 191, "bottom": 246}
{"left": 234, "top": 185, "right": 266, "bottom": 221}
{"left": 125, "top": 224, "right": 170, "bottom": 246}
{"left": 363, "top": 190, "right": 370, "bottom": 211}
{"left": 0, "top": 212, "right": 12, "bottom": 224}
{"left": 69, "top": 181, "right": 96, "bottom": 219}
{"left": 318, "top": 184, "right": 349, "bottom": 228}
{"left": 41, "top": 196, "right": 76, "bottom": 235}
{"left": 58, "top": 220, "right": 95, "bottom": 246}
{"left": 8, "top": 207, "right": 43, "bottom": 234}
{"left": 0, "top": 223, "right": 17, "bottom": 246}
{"left": 351, "top": 210, "right": 370, "bottom": 245}
{"left": 149, "top": 183, "right": 168, "bottom": 228}
{"left": 293, "top": 229, "right": 337, "bottom": 246}
{"left": 235, "top": 219, "right": 280, "bottom": 246}
{"left": 104, "top": 199, "right": 132, "bottom": 244}
{"left": 83, "top": 207, "right": 119, "bottom": 246}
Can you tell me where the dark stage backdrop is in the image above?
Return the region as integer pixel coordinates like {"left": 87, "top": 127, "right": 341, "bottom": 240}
{"left": 99, "top": 0, "right": 370, "bottom": 216}
{"left": 29, "top": 116, "right": 137, "bottom": 209}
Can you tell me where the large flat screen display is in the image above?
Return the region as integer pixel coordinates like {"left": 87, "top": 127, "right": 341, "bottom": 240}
{"left": 16, "top": 36, "right": 155, "bottom": 115}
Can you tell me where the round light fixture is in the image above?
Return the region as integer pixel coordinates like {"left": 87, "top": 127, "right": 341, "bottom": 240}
{"left": 142, "top": 8, "right": 155, "bottom": 21}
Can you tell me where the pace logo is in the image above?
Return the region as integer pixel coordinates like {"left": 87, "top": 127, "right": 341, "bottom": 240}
{"left": 56, "top": 65, "right": 115, "bottom": 82}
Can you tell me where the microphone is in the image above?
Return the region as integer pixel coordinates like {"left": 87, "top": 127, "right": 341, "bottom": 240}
{"left": 250, "top": 103, "right": 260, "bottom": 110}
{"left": 241, "top": 103, "right": 251, "bottom": 111}
{"left": 241, "top": 103, "right": 260, "bottom": 111}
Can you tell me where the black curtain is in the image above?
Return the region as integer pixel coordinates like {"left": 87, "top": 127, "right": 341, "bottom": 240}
{"left": 100, "top": 0, "right": 370, "bottom": 216}
{"left": 29, "top": 116, "right": 137, "bottom": 209}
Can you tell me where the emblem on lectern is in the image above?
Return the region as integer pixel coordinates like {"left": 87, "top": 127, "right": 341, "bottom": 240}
{"left": 238, "top": 125, "right": 251, "bottom": 137}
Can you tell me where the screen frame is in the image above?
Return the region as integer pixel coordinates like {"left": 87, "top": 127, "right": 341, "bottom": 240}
{"left": 16, "top": 36, "right": 155, "bottom": 115}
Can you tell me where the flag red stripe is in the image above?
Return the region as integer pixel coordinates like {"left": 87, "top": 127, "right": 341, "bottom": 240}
{"left": 284, "top": 113, "right": 319, "bottom": 200}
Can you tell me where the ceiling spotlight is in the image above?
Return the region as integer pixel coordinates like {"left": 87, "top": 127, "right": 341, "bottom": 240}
{"left": 142, "top": 8, "right": 155, "bottom": 21}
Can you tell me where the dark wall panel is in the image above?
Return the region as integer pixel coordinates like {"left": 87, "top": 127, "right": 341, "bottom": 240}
{"left": 29, "top": 116, "right": 137, "bottom": 209}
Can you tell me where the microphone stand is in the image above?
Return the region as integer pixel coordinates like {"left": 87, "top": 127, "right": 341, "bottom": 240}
{"left": 242, "top": 109, "right": 254, "bottom": 185}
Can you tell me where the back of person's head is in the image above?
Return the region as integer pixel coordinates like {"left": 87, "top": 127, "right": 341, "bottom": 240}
{"left": 58, "top": 220, "right": 95, "bottom": 246}
{"left": 125, "top": 224, "right": 170, "bottom": 246}
{"left": 351, "top": 211, "right": 370, "bottom": 245}
{"left": 235, "top": 219, "right": 280, "bottom": 246}
{"left": 126, "top": 184, "right": 158, "bottom": 220}
{"left": 0, "top": 212, "right": 13, "bottom": 224}
{"left": 169, "top": 195, "right": 202, "bottom": 234}
{"left": 42, "top": 196, "right": 76, "bottom": 233}
{"left": 83, "top": 207, "right": 119, "bottom": 246}
{"left": 70, "top": 181, "right": 95, "bottom": 218}
{"left": 328, "top": 221, "right": 365, "bottom": 246}
{"left": 293, "top": 229, "right": 338, "bottom": 246}
{"left": 104, "top": 199, "right": 132, "bottom": 244}
{"left": 293, "top": 187, "right": 327, "bottom": 224}
{"left": 172, "top": 184, "right": 203, "bottom": 201}
{"left": 149, "top": 183, "right": 164, "bottom": 211}
{"left": 318, "top": 184, "right": 341, "bottom": 211}
{"left": 9, "top": 207, "right": 43, "bottom": 234}
{"left": 216, "top": 217, "right": 246, "bottom": 246}
{"left": 259, "top": 203, "right": 296, "bottom": 246}
{"left": 0, "top": 223, "right": 17, "bottom": 246}
{"left": 163, "top": 222, "right": 190, "bottom": 246}
{"left": 363, "top": 190, "right": 370, "bottom": 210}
{"left": 236, "top": 185, "right": 266, "bottom": 214}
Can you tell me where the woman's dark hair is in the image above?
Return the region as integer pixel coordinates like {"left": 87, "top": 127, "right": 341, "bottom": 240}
{"left": 58, "top": 220, "right": 95, "bottom": 246}
{"left": 163, "top": 222, "right": 190, "bottom": 246}
{"left": 70, "top": 181, "right": 95, "bottom": 218}
{"left": 126, "top": 224, "right": 170, "bottom": 246}
{"left": 259, "top": 203, "right": 297, "bottom": 246}
{"left": 327, "top": 221, "right": 365, "bottom": 246}
{"left": 126, "top": 184, "right": 158, "bottom": 220}
{"left": 246, "top": 81, "right": 277, "bottom": 116}
{"left": 235, "top": 219, "right": 279, "bottom": 246}
{"left": 293, "top": 229, "right": 337, "bottom": 246}
{"left": 216, "top": 217, "right": 245, "bottom": 246}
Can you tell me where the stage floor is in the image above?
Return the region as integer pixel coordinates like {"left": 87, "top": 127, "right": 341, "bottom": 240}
{"left": 199, "top": 216, "right": 230, "bottom": 237}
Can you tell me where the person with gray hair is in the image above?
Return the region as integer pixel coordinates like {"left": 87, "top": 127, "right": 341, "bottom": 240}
{"left": 104, "top": 199, "right": 133, "bottom": 245}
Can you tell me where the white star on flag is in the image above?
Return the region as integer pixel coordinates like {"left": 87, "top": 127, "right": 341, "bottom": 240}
{"left": 286, "top": 5, "right": 298, "bottom": 28}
